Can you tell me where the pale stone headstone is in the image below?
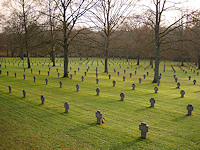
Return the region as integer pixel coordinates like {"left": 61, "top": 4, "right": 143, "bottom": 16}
{"left": 96, "top": 110, "right": 103, "bottom": 124}
{"left": 96, "top": 88, "right": 100, "bottom": 95}
{"left": 180, "top": 90, "right": 185, "bottom": 98}
{"left": 64, "top": 101, "right": 70, "bottom": 113}
{"left": 45, "top": 78, "right": 48, "bottom": 85}
{"left": 8, "top": 85, "right": 11, "bottom": 93}
{"left": 150, "top": 97, "right": 155, "bottom": 107}
{"left": 154, "top": 86, "right": 158, "bottom": 93}
{"left": 132, "top": 83, "right": 136, "bottom": 90}
{"left": 76, "top": 84, "right": 79, "bottom": 91}
{"left": 59, "top": 81, "right": 62, "bottom": 88}
{"left": 120, "top": 92, "right": 125, "bottom": 101}
{"left": 139, "top": 122, "right": 149, "bottom": 139}
{"left": 187, "top": 104, "right": 194, "bottom": 115}
{"left": 41, "top": 94, "right": 45, "bottom": 104}
{"left": 23, "top": 89, "right": 26, "bottom": 98}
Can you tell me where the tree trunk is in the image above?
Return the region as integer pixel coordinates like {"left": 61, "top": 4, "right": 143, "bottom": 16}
{"left": 198, "top": 55, "right": 200, "bottom": 69}
{"left": 64, "top": 48, "right": 69, "bottom": 77}
{"left": 52, "top": 54, "right": 55, "bottom": 66}
{"left": 150, "top": 57, "right": 153, "bottom": 68}
{"left": 104, "top": 50, "right": 108, "bottom": 72}
{"left": 137, "top": 54, "right": 140, "bottom": 65}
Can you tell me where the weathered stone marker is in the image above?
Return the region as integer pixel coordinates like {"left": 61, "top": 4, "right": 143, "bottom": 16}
{"left": 157, "top": 80, "right": 160, "bottom": 86}
{"left": 96, "top": 78, "right": 99, "bottom": 84}
{"left": 14, "top": 73, "right": 16, "bottom": 78}
{"left": 45, "top": 78, "right": 48, "bottom": 85}
{"left": 59, "top": 81, "right": 62, "bottom": 88}
{"left": 193, "top": 80, "right": 196, "bottom": 85}
{"left": 139, "top": 122, "right": 149, "bottom": 139}
{"left": 7, "top": 71, "right": 9, "bottom": 76}
{"left": 96, "top": 88, "right": 100, "bottom": 95}
{"left": 187, "top": 104, "right": 194, "bottom": 115}
{"left": 64, "top": 101, "right": 70, "bottom": 113}
{"left": 8, "top": 85, "right": 11, "bottom": 93}
{"left": 81, "top": 76, "right": 84, "bottom": 81}
{"left": 41, "top": 94, "right": 45, "bottom": 104}
{"left": 23, "top": 74, "right": 25, "bottom": 80}
{"left": 132, "top": 83, "right": 136, "bottom": 90}
{"left": 23, "top": 89, "right": 26, "bottom": 98}
{"left": 123, "top": 76, "right": 125, "bottom": 81}
{"left": 139, "top": 78, "right": 142, "bottom": 83}
{"left": 154, "top": 86, "right": 158, "bottom": 93}
{"left": 143, "top": 74, "right": 146, "bottom": 79}
{"left": 180, "top": 90, "right": 185, "bottom": 98}
{"left": 33, "top": 76, "right": 36, "bottom": 82}
{"left": 120, "top": 92, "right": 125, "bottom": 101}
{"left": 177, "top": 82, "right": 181, "bottom": 88}
{"left": 108, "top": 74, "right": 111, "bottom": 79}
{"left": 150, "top": 97, "right": 155, "bottom": 107}
{"left": 113, "top": 80, "right": 116, "bottom": 87}
{"left": 96, "top": 110, "right": 103, "bottom": 124}
{"left": 188, "top": 76, "right": 191, "bottom": 80}
{"left": 175, "top": 78, "right": 178, "bottom": 82}
{"left": 76, "top": 84, "right": 79, "bottom": 91}
{"left": 70, "top": 74, "right": 72, "bottom": 79}
{"left": 58, "top": 73, "right": 60, "bottom": 77}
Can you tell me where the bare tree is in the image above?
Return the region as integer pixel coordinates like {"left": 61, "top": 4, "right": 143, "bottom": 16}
{"left": 87, "top": 0, "right": 139, "bottom": 73}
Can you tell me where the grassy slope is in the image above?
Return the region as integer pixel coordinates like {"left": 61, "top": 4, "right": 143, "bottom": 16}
{"left": 0, "top": 57, "right": 200, "bottom": 149}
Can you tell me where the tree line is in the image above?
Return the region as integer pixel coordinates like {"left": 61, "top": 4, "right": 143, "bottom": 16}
{"left": 0, "top": 0, "right": 199, "bottom": 82}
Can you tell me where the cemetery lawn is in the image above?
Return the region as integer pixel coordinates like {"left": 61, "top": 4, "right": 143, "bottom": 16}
{"left": 0, "top": 57, "right": 200, "bottom": 149}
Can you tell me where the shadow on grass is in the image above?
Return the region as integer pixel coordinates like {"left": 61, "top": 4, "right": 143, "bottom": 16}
{"left": 111, "top": 137, "right": 152, "bottom": 150}
{"left": 172, "top": 114, "right": 192, "bottom": 122}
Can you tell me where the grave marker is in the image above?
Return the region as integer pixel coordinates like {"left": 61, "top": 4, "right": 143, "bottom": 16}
{"left": 150, "top": 97, "right": 155, "bottom": 107}
{"left": 41, "top": 94, "right": 45, "bottom": 104}
{"left": 45, "top": 78, "right": 48, "bottom": 85}
{"left": 96, "top": 88, "right": 100, "bottom": 95}
{"left": 59, "top": 81, "right": 62, "bottom": 88}
{"left": 139, "top": 78, "right": 142, "bottom": 83}
{"left": 23, "top": 89, "right": 26, "bottom": 98}
{"left": 177, "top": 82, "right": 181, "bottom": 88}
{"left": 139, "top": 122, "right": 149, "bottom": 139}
{"left": 96, "top": 78, "right": 99, "bottom": 84}
{"left": 187, "top": 104, "right": 194, "bottom": 115}
{"left": 132, "top": 83, "right": 136, "bottom": 90}
{"left": 113, "top": 80, "right": 116, "bottom": 87}
{"left": 8, "top": 85, "right": 11, "bottom": 93}
{"left": 180, "top": 90, "right": 185, "bottom": 98}
{"left": 120, "top": 92, "right": 125, "bottom": 101}
{"left": 96, "top": 110, "right": 103, "bottom": 124}
{"left": 154, "top": 86, "right": 158, "bottom": 93}
{"left": 33, "top": 76, "right": 36, "bottom": 82}
{"left": 64, "top": 101, "right": 70, "bottom": 113}
{"left": 76, "top": 84, "right": 79, "bottom": 91}
{"left": 193, "top": 80, "right": 196, "bottom": 85}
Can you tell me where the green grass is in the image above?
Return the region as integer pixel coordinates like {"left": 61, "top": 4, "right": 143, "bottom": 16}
{"left": 0, "top": 57, "right": 200, "bottom": 149}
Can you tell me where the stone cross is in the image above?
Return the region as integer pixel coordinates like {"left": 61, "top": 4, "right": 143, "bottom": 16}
{"left": 135, "top": 71, "right": 137, "bottom": 75}
{"left": 78, "top": 68, "right": 80, "bottom": 71}
{"left": 41, "top": 94, "right": 45, "bottom": 104}
{"left": 45, "top": 78, "right": 48, "bottom": 85}
{"left": 64, "top": 101, "right": 70, "bottom": 113}
{"left": 132, "top": 83, "right": 136, "bottom": 90}
{"left": 84, "top": 72, "right": 87, "bottom": 76}
{"left": 143, "top": 75, "right": 146, "bottom": 79}
{"left": 130, "top": 73, "right": 132, "bottom": 77}
{"left": 76, "top": 84, "right": 79, "bottom": 91}
{"left": 96, "top": 78, "right": 99, "bottom": 84}
{"left": 188, "top": 76, "right": 191, "bottom": 80}
{"left": 157, "top": 80, "right": 160, "bottom": 86}
{"left": 139, "top": 122, "right": 149, "bottom": 139}
{"left": 139, "top": 78, "right": 142, "bottom": 83}
{"left": 74, "top": 71, "right": 76, "bottom": 75}
{"left": 7, "top": 71, "right": 9, "bottom": 76}
{"left": 108, "top": 74, "right": 111, "bottom": 79}
{"left": 154, "top": 86, "right": 158, "bottom": 93}
{"left": 81, "top": 76, "right": 84, "bottom": 81}
{"left": 147, "top": 72, "right": 149, "bottom": 76}
{"left": 180, "top": 90, "right": 185, "bottom": 98}
{"left": 150, "top": 97, "right": 155, "bottom": 107}
{"left": 123, "top": 76, "right": 125, "bottom": 81}
{"left": 124, "top": 70, "right": 126, "bottom": 73}
{"left": 187, "top": 104, "right": 194, "bottom": 115}
{"left": 9, "top": 85, "right": 11, "bottom": 93}
{"left": 117, "top": 72, "right": 120, "bottom": 76}
{"left": 58, "top": 73, "right": 60, "bottom": 77}
{"left": 70, "top": 74, "right": 72, "bottom": 79}
{"left": 48, "top": 71, "right": 50, "bottom": 76}
{"left": 193, "top": 80, "right": 196, "bottom": 85}
{"left": 56, "top": 68, "right": 58, "bottom": 72}
{"left": 177, "top": 82, "right": 181, "bottom": 88}
{"left": 39, "top": 70, "right": 40, "bottom": 74}
{"left": 175, "top": 78, "right": 178, "bottom": 82}
{"left": 23, "top": 74, "right": 25, "bottom": 80}
{"left": 113, "top": 80, "right": 116, "bottom": 87}
{"left": 120, "top": 92, "right": 125, "bottom": 101}
{"left": 59, "top": 81, "right": 62, "bottom": 88}
{"left": 14, "top": 73, "right": 16, "bottom": 78}
{"left": 23, "top": 89, "right": 26, "bottom": 98}
{"left": 96, "top": 73, "right": 98, "bottom": 78}
{"left": 174, "top": 75, "right": 176, "bottom": 79}
{"left": 96, "top": 110, "right": 103, "bottom": 124}
{"left": 96, "top": 88, "right": 100, "bottom": 95}
{"left": 33, "top": 76, "right": 36, "bottom": 82}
